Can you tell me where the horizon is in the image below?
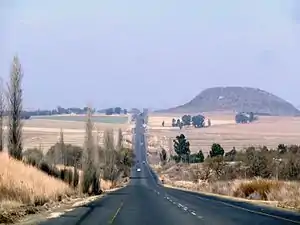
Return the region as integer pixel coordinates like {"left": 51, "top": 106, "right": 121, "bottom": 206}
{"left": 1, "top": 1, "right": 300, "bottom": 110}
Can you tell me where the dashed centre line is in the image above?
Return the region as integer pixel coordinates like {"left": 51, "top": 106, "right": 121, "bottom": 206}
{"left": 152, "top": 189, "right": 203, "bottom": 220}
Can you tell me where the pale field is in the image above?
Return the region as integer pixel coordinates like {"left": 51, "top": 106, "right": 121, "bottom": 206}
{"left": 3, "top": 118, "right": 133, "bottom": 152}
{"left": 147, "top": 113, "right": 300, "bottom": 155}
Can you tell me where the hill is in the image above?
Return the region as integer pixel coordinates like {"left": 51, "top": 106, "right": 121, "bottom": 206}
{"left": 159, "top": 87, "right": 300, "bottom": 116}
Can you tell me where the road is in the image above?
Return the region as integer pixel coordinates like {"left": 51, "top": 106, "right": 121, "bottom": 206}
{"left": 39, "top": 114, "right": 300, "bottom": 225}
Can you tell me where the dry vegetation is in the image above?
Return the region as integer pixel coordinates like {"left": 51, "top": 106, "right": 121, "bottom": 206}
{"left": 148, "top": 113, "right": 300, "bottom": 211}
{"left": 0, "top": 56, "right": 134, "bottom": 223}
{"left": 0, "top": 153, "right": 73, "bottom": 206}
{"left": 154, "top": 163, "right": 300, "bottom": 210}
{"left": 148, "top": 113, "right": 300, "bottom": 155}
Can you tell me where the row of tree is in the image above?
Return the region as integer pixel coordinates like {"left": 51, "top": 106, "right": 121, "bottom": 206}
{"left": 235, "top": 112, "right": 257, "bottom": 124}
{"left": 160, "top": 133, "right": 300, "bottom": 181}
{"left": 164, "top": 112, "right": 257, "bottom": 128}
{"left": 1, "top": 56, "right": 134, "bottom": 194}
{"left": 105, "top": 107, "right": 128, "bottom": 115}
{"left": 168, "top": 115, "right": 210, "bottom": 129}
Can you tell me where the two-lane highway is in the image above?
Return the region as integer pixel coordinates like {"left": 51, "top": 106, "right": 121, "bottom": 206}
{"left": 39, "top": 115, "right": 300, "bottom": 225}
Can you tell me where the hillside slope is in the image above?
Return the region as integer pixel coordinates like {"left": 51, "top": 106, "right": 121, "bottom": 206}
{"left": 160, "top": 87, "right": 300, "bottom": 116}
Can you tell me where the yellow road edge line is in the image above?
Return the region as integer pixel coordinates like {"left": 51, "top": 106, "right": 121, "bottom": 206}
{"left": 109, "top": 201, "right": 124, "bottom": 224}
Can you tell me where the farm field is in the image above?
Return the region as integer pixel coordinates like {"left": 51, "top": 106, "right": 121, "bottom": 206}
{"left": 31, "top": 114, "right": 129, "bottom": 124}
{"left": 147, "top": 113, "right": 300, "bottom": 156}
{"left": 3, "top": 115, "right": 132, "bottom": 152}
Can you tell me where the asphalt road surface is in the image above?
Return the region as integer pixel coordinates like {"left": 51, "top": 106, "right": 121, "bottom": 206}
{"left": 39, "top": 115, "right": 300, "bottom": 225}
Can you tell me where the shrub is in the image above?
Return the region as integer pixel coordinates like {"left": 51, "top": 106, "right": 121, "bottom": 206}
{"left": 38, "top": 161, "right": 60, "bottom": 179}
{"left": 23, "top": 148, "right": 44, "bottom": 166}
{"left": 233, "top": 179, "right": 281, "bottom": 200}
{"left": 210, "top": 143, "right": 224, "bottom": 158}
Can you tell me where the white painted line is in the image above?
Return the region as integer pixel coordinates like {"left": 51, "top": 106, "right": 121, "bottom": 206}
{"left": 196, "top": 196, "right": 300, "bottom": 224}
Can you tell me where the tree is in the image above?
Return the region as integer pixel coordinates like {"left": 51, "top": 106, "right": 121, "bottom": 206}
{"left": 235, "top": 112, "right": 256, "bottom": 124}
{"left": 192, "top": 115, "right": 205, "bottom": 128}
{"left": 179, "top": 122, "right": 183, "bottom": 130}
{"left": 7, "top": 56, "right": 23, "bottom": 160}
{"left": 224, "top": 147, "right": 237, "bottom": 161}
{"left": 0, "top": 78, "right": 5, "bottom": 152}
{"left": 172, "top": 118, "right": 176, "bottom": 127}
{"left": 82, "top": 107, "right": 100, "bottom": 194}
{"left": 159, "top": 148, "right": 167, "bottom": 165}
{"left": 176, "top": 119, "right": 181, "bottom": 127}
{"left": 59, "top": 128, "right": 65, "bottom": 166}
{"left": 116, "top": 128, "right": 123, "bottom": 151}
{"left": 173, "top": 134, "right": 190, "bottom": 162}
{"left": 207, "top": 119, "right": 211, "bottom": 127}
{"left": 190, "top": 150, "right": 205, "bottom": 163}
{"left": 105, "top": 108, "right": 114, "bottom": 115}
{"left": 181, "top": 115, "right": 191, "bottom": 126}
{"left": 102, "top": 129, "right": 120, "bottom": 185}
{"left": 209, "top": 143, "right": 224, "bottom": 158}
{"left": 114, "top": 107, "right": 121, "bottom": 114}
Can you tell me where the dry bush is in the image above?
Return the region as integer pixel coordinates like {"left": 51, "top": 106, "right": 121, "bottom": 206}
{"left": 155, "top": 162, "right": 300, "bottom": 209}
{"left": 0, "top": 153, "right": 73, "bottom": 207}
{"left": 233, "top": 179, "right": 282, "bottom": 200}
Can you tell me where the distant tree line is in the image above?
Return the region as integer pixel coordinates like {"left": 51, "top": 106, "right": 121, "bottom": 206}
{"left": 105, "top": 107, "right": 127, "bottom": 115}
{"left": 235, "top": 112, "right": 257, "bottom": 124}
{"left": 168, "top": 114, "right": 210, "bottom": 129}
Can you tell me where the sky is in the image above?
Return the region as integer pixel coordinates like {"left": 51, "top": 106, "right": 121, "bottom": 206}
{"left": 1, "top": 0, "right": 300, "bottom": 110}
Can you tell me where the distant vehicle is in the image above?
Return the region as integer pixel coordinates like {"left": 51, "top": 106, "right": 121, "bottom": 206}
{"left": 142, "top": 161, "right": 145, "bottom": 164}
{"left": 140, "top": 142, "right": 143, "bottom": 146}
{"left": 137, "top": 168, "right": 141, "bottom": 172}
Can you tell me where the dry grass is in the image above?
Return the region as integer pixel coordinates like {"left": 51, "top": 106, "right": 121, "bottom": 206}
{"left": 154, "top": 163, "right": 300, "bottom": 210}
{"left": 148, "top": 113, "right": 300, "bottom": 155}
{"left": 54, "top": 165, "right": 126, "bottom": 192}
{"left": 0, "top": 153, "right": 73, "bottom": 207}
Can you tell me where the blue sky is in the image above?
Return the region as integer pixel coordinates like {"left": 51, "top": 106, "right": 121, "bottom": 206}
{"left": 1, "top": 0, "right": 300, "bottom": 110}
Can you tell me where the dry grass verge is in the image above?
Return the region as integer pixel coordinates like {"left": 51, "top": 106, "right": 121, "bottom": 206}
{"left": 0, "top": 153, "right": 74, "bottom": 223}
{"left": 153, "top": 164, "right": 300, "bottom": 211}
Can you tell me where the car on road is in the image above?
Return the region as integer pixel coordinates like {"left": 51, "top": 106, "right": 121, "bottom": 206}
{"left": 142, "top": 161, "right": 145, "bottom": 164}
{"left": 136, "top": 168, "right": 141, "bottom": 172}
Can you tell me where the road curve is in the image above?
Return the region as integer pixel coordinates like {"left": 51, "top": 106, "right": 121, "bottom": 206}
{"left": 39, "top": 114, "right": 300, "bottom": 225}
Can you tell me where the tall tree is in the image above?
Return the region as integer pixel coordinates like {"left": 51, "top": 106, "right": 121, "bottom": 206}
{"left": 59, "top": 128, "right": 65, "bottom": 166}
{"left": 173, "top": 134, "right": 190, "bottom": 162}
{"left": 82, "top": 107, "right": 100, "bottom": 194}
{"left": 0, "top": 78, "right": 5, "bottom": 152}
{"left": 116, "top": 128, "right": 123, "bottom": 151}
{"left": 7, "top": 56, "right": 23, "bottom": 160}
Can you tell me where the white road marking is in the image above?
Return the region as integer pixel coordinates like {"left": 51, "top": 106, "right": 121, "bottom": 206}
{"left": 160, "top": 193, "right": 204, "bottom": 220}
{"left": 195, "top": 195, "right": 300, "bottom": 224}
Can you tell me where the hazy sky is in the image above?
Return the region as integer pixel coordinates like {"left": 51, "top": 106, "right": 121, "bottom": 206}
{"left": 1, "top": 0, "right": 300, "bottom": 110}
